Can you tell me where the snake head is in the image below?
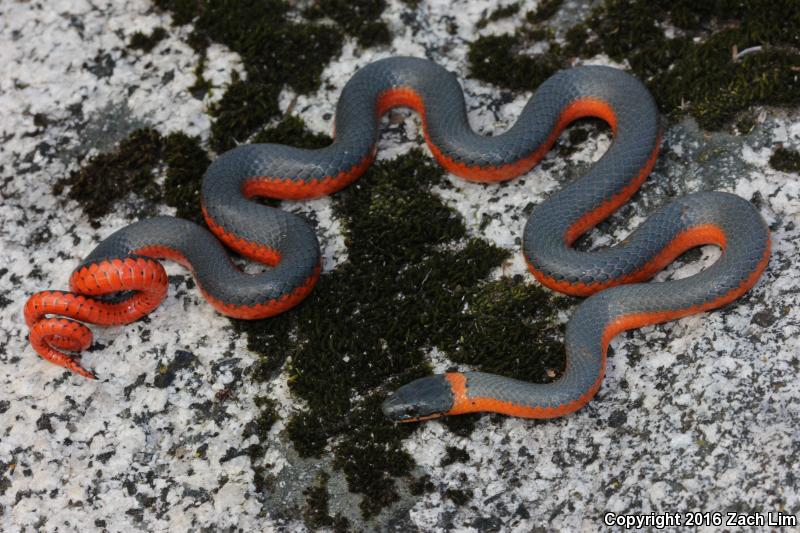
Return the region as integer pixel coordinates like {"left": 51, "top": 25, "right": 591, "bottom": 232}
{"left": 382, "top": 375, "right": 455, "bottom": 422}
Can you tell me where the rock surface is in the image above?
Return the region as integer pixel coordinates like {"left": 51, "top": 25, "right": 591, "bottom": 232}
{"left": 1, "top": 0, "right": 798, "bottom": 531}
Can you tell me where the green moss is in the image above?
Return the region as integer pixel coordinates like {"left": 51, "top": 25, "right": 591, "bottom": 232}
{"left": 54, "top": 129, "right": 210, "bottom": 226}
{"left": 252, "top": 396, "right": 279, "bottom": 440}
{"left": 302, "top": 472, "right": 349, "bottom": 531}
{"left": 441, "top": 277, "right": 569, "bottom": 383}
{"left": 153, "top": 350, "right": 196, "bottom": 388}
{"left": 153, "top": 0, "right": 346, "bottom": 152}
{"left": 734, "top": 112, "right": 757, "bottom": 135}
{"left": 469, "top": 0, "right": 800, "bottom": 130}
{"left": 444, "top": 487, "right": 473, "bottom": 505}
{"left": 440, "top": 446, "right": 469, "bottom": 467}
{"left": 652, "top": 45, "right": 800, "bottom": 129}
{"left": 303, "top": 0, "right": 390, "bottom": 47}
{"left": 467, "top": 34, "right": 564, "bottom": 92}
{"left": 332, "top": 397, "right": 417, "bottom": 518}
{"left": 162, "top": 132, "right": 211, "bottom": 225}
{"left": 152, "top": 0, "right": 197, "bottom": 26}
{"left": 129, "top": 27, "right": 168, "bottom": 52}
{"left": 209, "top": 75, "right": 282, "bottom": 153}
{"left": 408, "top": 474, "right": 435, "bottom": 496}
{"left": 769, "top": 146, "right": 800, "bottom": 174}
{"left": 158, "top": 0, "right": 395, "bottom": 151}
{"left": 599, "top": 0, "right": 800, "bottom": 129}
{"left": 251, "top": 116, "right": 332, "bottom": 149}
{"left": 525, "top": 0, "right": 563, "bottom": 24}
{"left": 188, "top": 49, "right": 212, "bottom": 99}
{"left": 236, "top": 148, "right": 567, "bottom": 518}
{"left": 53, "top": 129, "right": 164, "bottom": 223}
{"left": 476, "top": 2, "right": 521, "bottom": 30}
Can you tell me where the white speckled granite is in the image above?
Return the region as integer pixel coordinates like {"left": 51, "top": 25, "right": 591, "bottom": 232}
{"left": 1, "top": 0, "right": 798, "bottom": 531}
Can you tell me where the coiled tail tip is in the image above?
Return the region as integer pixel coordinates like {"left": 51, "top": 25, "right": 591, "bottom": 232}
{"left": 70, "top": 363, "right": 99, "bottom": 381}
{"left": 24, "top": 257, "right": 170, "bottom": 380}
{"left": 27, "top": 316, "right": 98, "bottom": 379}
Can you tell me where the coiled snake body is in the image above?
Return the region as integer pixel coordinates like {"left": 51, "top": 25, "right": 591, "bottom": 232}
{"left": 25, "top": 57, "right": 770, "bottom": 421}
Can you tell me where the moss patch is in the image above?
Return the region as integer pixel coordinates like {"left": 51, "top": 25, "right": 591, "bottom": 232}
{"left": 476, "top": 2, "right": 522, "bottom": 30}
{"left": 56, "top": 115, "right": 333, "bottom": 226}
{"left": 440, "top": 277, "right": 569, "bottom": 382}
{"left": 468, "top": 0, "right": 800, "bottom": 130}
{"left": 154, "top": 0, "right": 341, "bottom": 152}
{"left": 769, "top": 146, "right": 800, "bottom": 174}
{"left": 128, "top": 27, "right": 168, "bottom": 52}
{"left": 525, "top": 0, "right": 563, "bottom": 24}
{"left": 250, "top": 396, "right": 279, "bottom": 441}
{"left": 302, "top": 472, "right": 349, "bottom": 531}
{"left": 235, "top": 148, "right": 568, "bottom": 519}
{"left": 161, "top": 132, "right": 212, "bottom": 224}
{"left": 151, "top": 0, "right": 394, "bottom": 153}
{"left": 53, "top": 129, "right": 209, "bottom": 225}
{"left": 251, "top": 116, "right": 332, "bottom": 149}
{"left": 445, "top": 487, "right": 473, "bottom": 505}
{"left": 53, "top": 129, "right": 164, "bottom": 223}
{"left": 468, "top": 33, "right": 563, "bottom": 92}
{"left": 303, "top": 0, "right": 391, "bottom": 48}
{"left": 441, "top": 446, "right": 470, "bottom": 467}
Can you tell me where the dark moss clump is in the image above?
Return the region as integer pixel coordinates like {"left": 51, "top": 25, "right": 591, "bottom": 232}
{"left": 54, "top": 129, "right": 164, "bottom": 222}
{"left": 152, "top": 0, "right": 196, "bottom": 25}
{"left": 468, "top": 0, "right": 800, "bottom": 130}
{"left": 734, "top": 112, "right": 757, "bottom": 135}
{"left": 581, "top": 1, "right": 800, "bottom": 128}
{"left": 162, "top": 132, "right": 211, "bottom": 224}
{"left": 769, "top": 146, "right": 800, "bottom": 174}
{"left": 251, "top": 396, "right": 279, "bottom": 440}
{"left": 251, "top": 116, "right": 332, "bottom": 149}
{"left": 467, "top": 33, "right": 564, "bottom": 92}
{"left": 303, "top": 0, "right": 391, "bottom": 47}
{"left": 440, "top": 446, "right": 469, "bottom": 467}
{"left": 445, "top": 487, "right": 473, "bottom": 505}
{"left": 153, "top": 0, "right": 394, "bottom": 152}
{"left": 154, "top": 349, "right": 196, "bottom": 388}
{"left": 331, "top": 397, "right": 417, "bottom": 518}
{"left": 238, "top": 149, "right": 567, "bottom": 518}
{"left": 525, "top": 0, "right": 563, "bottom": 24}
{"left": 441, "top": 277, "right": 569, "bottom": 383}
{"left": 128, "top": 27, "right": 168, "bottom": 52}
{"left": 476, "top": 2, "right": 522, "bottom": 30}
{"left": 208, "top": 74, "right": 282, "bottom": 152}
{"left": 54, "top": 129, "right": 209, "bottom": 225}
{"left": 408, "top": 474, "right": 435, "bottom": 496}
{"left": 58, "top": 115, "right": 335, "bottom": 226}
{"left": 153, "top": 0, "right": 343, "bottom": 152}
{"left": 237, "top": 150, "right": 498, "bottom": 515}
{"left": 302, "top": 472, "right": 349, "bottom": 531}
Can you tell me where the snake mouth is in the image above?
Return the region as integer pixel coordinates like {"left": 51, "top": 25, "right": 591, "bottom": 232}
{"left": 382, "top": 375, "right": 455, "bottom": 422}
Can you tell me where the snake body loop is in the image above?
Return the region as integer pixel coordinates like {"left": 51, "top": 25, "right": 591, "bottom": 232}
{"left": 25, "top": 57, "right": 769, "bottom": 421}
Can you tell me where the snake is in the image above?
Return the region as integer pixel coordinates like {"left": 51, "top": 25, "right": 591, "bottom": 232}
{"left": 25, "top": 57, "right": 769, "bottom": 422}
